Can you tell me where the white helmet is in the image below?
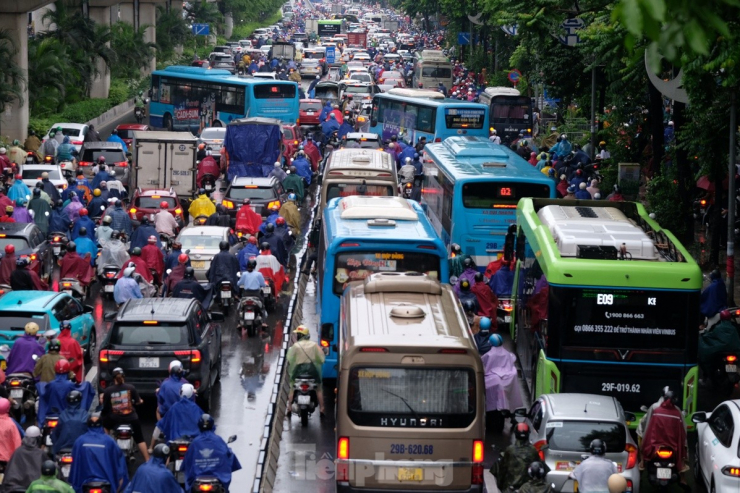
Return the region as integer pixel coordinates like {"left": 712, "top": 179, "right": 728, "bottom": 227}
{"left": 180, "top": 383, "right": 195, "bottom": 399}
{"left": 405, "top": 157, "right": 412, "bottom": 163}
{"left": 274, "top": 161, "right": 281, "bottom": 167}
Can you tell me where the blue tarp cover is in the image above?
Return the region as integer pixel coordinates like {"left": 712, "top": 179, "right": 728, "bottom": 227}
{"left": 225, "top": 122, "right": 281, "bottom": 180}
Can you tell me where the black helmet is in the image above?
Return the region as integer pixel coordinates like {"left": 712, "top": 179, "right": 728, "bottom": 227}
{"left": 590, "top": 438, "right": 606, "bottom": 456}
{"left": 474, "top": 272, "right": 484, "bottom": 283}
{"left": 260, "top": 242, "right": 271, "bottom": 251}
{"left": 15, "top": 257, "right": 29, "bottom": 268}
{"left": 141, "top": 216, "right": 149, "bottom": 225}
{"left": 219, "top": 240, "right": 229, "bottom": 251}
{"left": 66, "top": 390, "right": 82, "bottom": 405}
{"left": 451, "top": 243, "right": 462, "bottom": 254}
{"left": 198, "top": 188, "right": 206, "bottom": 196}
{"left": 33, "top": 188, "right": 41, "bottom": 196}
{"left": 111, "top": 230, "right": 122, "bottom": 240}
{"left": 66, "top": 241, "right": 77, "bottom": 253}
{"left": 79, "top": 227, "right": 87, "bottom": 236}
{"left": 88, "top": 413, "right": 103, "bottom": 427}
{"left": 198, "top": 413, "right": 215, "bottom": 431}
{"left": 463, "top": 257, "right": 474, "bottom": 269}
{"left": 131, "top": 247, "right": 142, "bottom": 256}
{"left": 185, "top": 267, "right": 195, "bottom": 278}
{"left": 461, "top": 298, "right": 476, "bottom": 313}
{"left": 48, "top": 340, "right": 61, "bottom": 352}
{"left": 247, "top": 258, "right": 257, "bottom": 271}
{"left": 41, "top": 460, "right": 57, "bottom": 477}
{"left": 528, "top": 461, "right": 547, "bottom": 479}
{"left": 514, "top": 422, "right": 530, "bottom": 441}
{"left": 265, "top": 222, "right": 275, "bottom": 233}
{"left": 153, "top": 443, "right": 170, "bottom": 459}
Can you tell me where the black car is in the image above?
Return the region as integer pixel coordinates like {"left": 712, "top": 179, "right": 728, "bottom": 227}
{"left": 222, "top": 176, "right": 287, "bottom": 220}
{"left": 0, "top": 223, "right": 54, "bottom": 283}
{"left": 98, "top": 299, "right": 224, "bottom": 407}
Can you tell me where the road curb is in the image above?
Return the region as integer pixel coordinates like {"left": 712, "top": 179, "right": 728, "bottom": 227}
{"left": 86, "top": 98, "right": 135, "bottom": 130}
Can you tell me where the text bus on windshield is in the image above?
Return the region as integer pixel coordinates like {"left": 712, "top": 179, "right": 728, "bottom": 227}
{"left": 149, "top": 66, "right": 299, "bottom": 133}
{"left": 478, "top": 87, "right": 533, "bottom": 145}
{"left": 369, "top": 89, "right": 489, "bottom": 146}
{"left": 317, "top": 196, "right": 449, "bottom": 382}
{"left": 512, "top": 198, "right": 701, "bottom": 427}
{"left": 421, "top": 137, "right": 554, "bottom": 267}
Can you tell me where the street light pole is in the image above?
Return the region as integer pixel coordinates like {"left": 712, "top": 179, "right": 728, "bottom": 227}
{"left": 728, "top": 89, "right": 737, "bottom": 306}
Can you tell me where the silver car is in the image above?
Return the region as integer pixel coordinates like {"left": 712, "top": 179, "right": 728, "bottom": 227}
{"left": 516, "top": 393, "right": 640, "bottom": 492}
{"left": 198, "top": 127, "right": 227, "bottom": 160}
{"left": 176, "top": 226, "right": 232, "bottom": 282}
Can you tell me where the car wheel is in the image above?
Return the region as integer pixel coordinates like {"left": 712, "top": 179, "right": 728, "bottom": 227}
{"left": 85, "top": 328, "right": 96, "bottom": 365}
{"left": 163, "top": 113, "right": 173, "bottom": 131}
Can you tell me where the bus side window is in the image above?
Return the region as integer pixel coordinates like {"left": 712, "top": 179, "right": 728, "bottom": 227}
{"left": 151, "top": 75, "right": 160, "bottom": 102}
{"left": 417, "top": 106, "right": 434, "bottom": 133}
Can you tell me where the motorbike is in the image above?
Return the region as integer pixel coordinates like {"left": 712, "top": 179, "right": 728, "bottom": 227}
{"left": 201, "top": 173, "right": 217, "bottom": 192}
{"left": 114, "top": 424, "right": 136, "bottom": 462}
{"left": 42, "top": 414, "right": 60, "bottom": 448}
{"left": 237, "top": 292, "right": 265, "bottom": 337}
{"left": 59, "top": 160, "right": 75, "bottom": 179}
{"left": 43, "top": 155, "right": 55, "bottom": 165}
{"left": 99, "top": 265, "right": 119, "bottom": 300}
{"left": 290, "top": 374, "right": 319, "bottom": 427}
{"left": 59, "top": 277, "right": 87, "bottom": 301}
{"left": 5, "top": 373, "right": 37, "bottom": 423}
{"left": 134, "top": 106, "right": 146, "bottom": 124}
{"left": 216, "top": 280, "right": 233, "bottom": 315}
{"left": 401, "top": 180, "right": 413, "bottom": 198}
{"left": 262, "top": 278, "right": 276, "bottom": 313}
{"left": 190, "top": 436, "right": 237, "bottom": 492}
{"left": 168, "top": 437, "right": 193, "bottom": 485}
{"left": 497, "top": 297, "right": 513, "bottom": 326}
{"left": 49, "top": 232, "right": 69, "bottom": 258}
{"left": 160, "top": 232, "right": 175, "bottom": 252}
{"left": 193, "top": 215, "right": 208, "bottom": 226}
{"left": 82, "top": 481, "right": 111, "bottom": 493}
{"left": 707, "top": 352, "right": 740, "bottom": 395}
{"left": 645, "top": 445, "right": 679, "bottom": 488}
{"left": 24, "top": 151, "right": 40, "bottom": 165}
{"left": 56, "top": 448, "right": 73, "bottom": 481}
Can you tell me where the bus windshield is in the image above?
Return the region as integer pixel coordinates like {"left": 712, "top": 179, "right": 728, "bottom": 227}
{"left": 333, "top": 251, "right": 440, "bottom": 294}
{"left": 421, "top": 66, "right": 452, "bottom": 79}
{"left": 462, "top": 181, "right": 552, "bottom": 208}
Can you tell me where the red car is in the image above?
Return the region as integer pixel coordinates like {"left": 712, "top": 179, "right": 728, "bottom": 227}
{"left": 114, "top": 123, "right": 150, "bottom": 149}
{"left": 299, "top": 99, "right": 323, "bottom": 126}
{"left": 282, "top": 123, "right": 304, "bottom": 162}
{"left": 129, "top": 188, "right": 185, "bottom": 224}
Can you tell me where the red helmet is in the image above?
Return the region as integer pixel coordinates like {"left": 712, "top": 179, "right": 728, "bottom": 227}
{"left": 276, "top": 216, "right": 286, "bottom": 226}
{"left": 160, "top": 201, "right": 169, "bottom": 209}
{"left": 178, "top": 253, "right": 189, "bottom": 264}
{"left": 4, "top": 245, "right": 14, "bottom": 255}
{"left": 248, "top": 236, "right": 257, "bottom": 244}
{"left": 147, "top": 235, "right": 157, "bottom": 243}
{"left": 79, "top": 208, "right": 88, "bottom": 216}
{"left": 54, "top": 359, "right": 71, "bottom": 375}
{"left": 97, "top": 156, "right": 106, "bottom": 164}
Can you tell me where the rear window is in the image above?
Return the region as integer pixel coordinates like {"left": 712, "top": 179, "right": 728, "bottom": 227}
{"left": 49, "top": 127, "right": 81, "bottom": 138}
{"left": 421, "top": 66, "right": 452, "bottom": 79}
{"left": 301, "top": 102, "right": 322, "bottom": 112}
{"left": 343, "top": 85, "right": 371, "bottom": 94}
{"left": 546, "top": 420, "right": 626, "bottom": 453}
{"left": 304, "top": 51, "right": 325, "bottom": 59}
{"left": 333, "top": 251, "right": 440, "bottom": 294}
{"left": 178, "top": 235, "right": 224, "bottom": 250}
{"left": 81, "top": 149, "right": 126, "bottom": 163}
{"left": 0, "top": 312, "right": 47, "bottom": 332}
{"left": 135, "top": 196, "right": 176, "bottom": 209}
{"left": 22, "top": 168, "right": 61, "bottom": 181}
{"left": 110, "top": 323, "right": 190, "bottom": 345}
{"left": 283, "top": 128, "right": 295, "bottom": 139}
{"left": 227, "top": 186, "right": 276, "bottom": 201}
{"left": 115, "top": 129, "right": 139, "bottom": 140}
{"left": 350, "top": 74, "right": 372, "bottom": 83}
{"left": 462, "top": 181, "right": 552, "bottom": 208}
{"left": 348, "top": 367, "right": 476, "bottom": 427}
{"left": 326, "top": 183, "right": 393, "bottom": 201}
{"left": 345, "top": 137, "right": 380, "bottom": 149}
{"left": 0, "top": 238, "right": 31, "bottom": 252}
{"left": 200, "top": 128, "right": 226, "bottom": 140}
{"left": 253, "top": 84, "right": 297, "bottom": 99}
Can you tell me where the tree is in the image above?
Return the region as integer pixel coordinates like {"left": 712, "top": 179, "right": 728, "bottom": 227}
{"left": 110, "top": 22, "right": 157, "bottom": 80}
{"left": 156, "top": 5, "right": 191, "bottom": 59}
{"left": 27, "top": 38, "right": 72, "bottom": 115}
{"left": 0, "top": 30, "right": 25, "bottom": 122}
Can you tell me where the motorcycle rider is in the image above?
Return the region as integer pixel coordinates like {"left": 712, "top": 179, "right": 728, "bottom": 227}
{"left": 164, "top": 253, "right": 189, "bottom": 296}
{"left": 10, "top": 256, "right": 48, "bottom": 291}
{"left": 205, "top": 204, "right": 231, "bottom": 227}
{"left": 235, "top": 199, "right": 262, "bottom": 236}
{"left": 74, "top": 227, "right": 97, "bottom": 267}
{"left": 262, "top": 222, "right": 289, "bottom": 267}
{"left": 189, "top": 188, "right": 216, "bottom": 222}
{"left": 59, "top": 241, "right": 94, "bottom": 288}
{"left": 92, "top": 161, "right": 115, "bottom": 190}
{"left": 238, "top": 236, "right": 260, "bottom": 271}
{"left": 117, "top": 247, "right": 154, "bottom": 283}
{"left": 114, "top": 265, "right": 143, "bottom": 305}
{"left": 0, "top": 244, "right": 15, "bottom": 285}
{"left": 274, "top": 216, "right": 295, "bottom": 254}
{"left": 26, "top": 460, "right": 76, "bottom": 493}
{"left": 142, "top": 235, "right": 165, "bottom": 286}
{"left": 49, "top": 199, "right": 71, "bottom": 234}
{"left": 268, "top": 161, "right": 287, "bottom": 182}
{"left": 55, "top": 136, "right": 77, "bottom": 165}
{"left": 123, "top": 443, "right": 183, "bottom": 493}
{"left": 129, "top": 216, "right": 161, "bottom": 252}
{"left": 164, "top": 241, "right": 189, "bottom": 272}
{"left": 23, "top": 130, "right": 42, "bottom": 156}
{"left": 33, "top": 339, "right": 65, "bottom": 383}
{"left": 156, "top": 361, "right": 187, "bottom": 420}
{"left": 109, "top": 200, "right": 133, "bottom": 236}
{"left": 286, "top": 326, "right": 325, "bottom": 417}
{"left": 58, "top": 320, "right": 84, "bottom": 383}
{"left": 518, "top": 462, "right": 554, "bottom": 493}
{"left": 98, "top": 230, "right": 130, "bottom": 277}
{"left": 69, "top": 413, "right": 129, "bottom": 493}
{"left": 29, "top": 188, "right": 51, "bottom": 235}
{"left": 207, "top": 240, "right": 239, "bottom": 295}
{"left": 12, "top": 196, "right": 34, "bottom": 224}
{"left": 101, "top": 367, "right": 149, "bottom": 461}
{"left": 155, "top": 201, "right": 179, "bottom": 238}
{"left": 50, "top": 390, "right": 89, "bottom": 456}
{"left": 399, "top": 156, "right": 416, "bottom": 185}
{"left": 492, "top": 423, "right": 541, "bottom": 491}
{"left": 183, "top": 414, "right": 242, "bottom": 492}
{"left": 483, "top": 333, "right": 524, "bottom": 429}
{"left": 570, "top": 439, "right": 617, "bottom": 493}
{"left": 172, "top": 267, "right": 211, "bottom": 308}
{"left": 279, "top": 193, "right": 301, "bottom": 236}
{"left": 2, "top": 425, "right": 45, "bottom": 492}
{"left": 88, "top": 188, "right": 107, "bottom": 220}
{"left": 698, "top": 309, "right": 740, "bottom": 385}
{"left": 448, "top": 243, "right": 469, "bottom": 278}
{"left": 37, "top": 359, "right": 94, "bottom": 424}
{"left": 5, "top": 321, "right": 45, "bottom": 375}
{"left": 282, "top": 166, "right": 305, "bottom": 203}
{"left": 150, "top": 383, "right": 201, "bottom": 451}
{"left": 71, "top": 208, "right": 96, "bottom": 242}
{"left": 256, "top": 241, "right": 286, "bottom": 293}
{"left": 8, "top": 174, "right": 31, "bottom": 205}
{"left": 0, "top": 397, "right": 21, "bottom": 463}
{"left": 700, "top": 269, "right": 727, "bottom": 329}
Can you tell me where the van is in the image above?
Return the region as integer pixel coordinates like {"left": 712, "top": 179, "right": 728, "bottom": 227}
{"left": 320, "top": 149, "right": 398, "bottom": 211}
{"left": 334, "top": 272, "right": 485, "bottom": 493}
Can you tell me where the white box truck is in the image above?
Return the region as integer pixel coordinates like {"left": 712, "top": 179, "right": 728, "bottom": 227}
{"left": 131, "top": 131, "right": 198, "bottom": 198}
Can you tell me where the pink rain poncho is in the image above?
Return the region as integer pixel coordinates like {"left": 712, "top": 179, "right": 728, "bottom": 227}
{"left": 481, "top": 345, "right": 524, "bottom": 412}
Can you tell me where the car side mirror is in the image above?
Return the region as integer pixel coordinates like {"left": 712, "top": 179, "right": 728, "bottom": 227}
{"left": 514, "top": 407, "right": 527, "bottom": 417}
{"left": 210, "top": 312, "right": 225, "bottom": 322}
{"left": 320, "top": 323, "right": 333, "bottom": 343}
{"left": 84, "top": 304, "right": 94, "bottom": 313}
{"left": 227, "top": 435, "right": 237, "bottom": 444}
{"left": 103, "top": 311, "right": 118, "bottom": 321}
{"left": 692, "top": 411, "right": 708, "bottom": 424}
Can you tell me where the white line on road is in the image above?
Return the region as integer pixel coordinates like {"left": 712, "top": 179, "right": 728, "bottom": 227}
{"left": 85, "top": 365, "right": 97, "bottom": 383}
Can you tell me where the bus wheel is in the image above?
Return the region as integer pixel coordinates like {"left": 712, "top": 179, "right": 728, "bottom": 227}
{"left": 163, "top": 114, "right": 173, "bottom": 131}
{"left": 211, "top": 120, "right": 222, "bottom": 127}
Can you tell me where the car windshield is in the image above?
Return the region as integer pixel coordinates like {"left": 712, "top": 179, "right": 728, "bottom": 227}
{"left": 22, "top": 168, "right": 61, "bottom": 181}
{"left": 0, "top": 238, "right": 31, "bottom": 252}
{"left": 178, "top": 234, "right": 225, "bottom": 250}
{"left": 111, "top": 323, "right": 190, "bottom": 345}
{"left": 283, "top": 128, "right": 295, "bottom": 139}
{"left": 546, "top": 420, "right": 626, "bottom": 453}
{"left": 200, "top": 128, "right": 226, "bottom": 140}
{"left": 0, "top": 312, "right": 48, "bottom": 332}
{"left": 135, "top": 196, "right": 176, "bottom": 209}
{"left": 382, "top": 71, "right": 402, "bottom": 79}
{"left": 228, "top": 186, "right": 276, "bottom": 200}
{"left": 81, "top": 149, "right": 126, "bottom": 163}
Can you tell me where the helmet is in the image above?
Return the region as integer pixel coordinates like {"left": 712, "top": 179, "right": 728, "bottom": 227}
{"left": 608, "top": 474, "right": 628, "bottom": 493}
{"left": 54, "top": 359, "right": 71, "bottom": 374}
{"left": 25, "top": 322, "right": 39, "bottom": 335}
{"left": 79, "top": 227, "right": 87, "bottom": 237}
{"left": 33, "top": 188, "right": 41, "bottom": 196}
{"left": 111, "top": 230, "right": 121, "bottom": 240}
{"left": 219, "top": 240, "right": 229, "bottom": 251}
{"left": 148, "top": 235, "right": 157, "bottom": 244}
{"left": 66, "top": 241, "right": 76, "bottom": 253}
{"left": 198, "top": 188, "right": 206, "bottom": 196}
{"left": 474, "top": 272, "right": 483, "bottom": 283}
{"left": 260, "top": 242, "right": 270, "bottom": 252}
{"left": 599, "top": 141, "right": 607, "bottom": 146}
{"left": 489, "top": 333, "right": 503, "bottom": 347}
{"left": 461, "top": 298, "right": 476, "bottom": 313}
{"left": 123, "top": 265, "right": 136, "bottom": 277}
{"left": 479, "top": 317, "right": 492, "bottom": 332}
{"left": 160, "top": 201, "right": 169, "bottom": 209}
{"left": 181, "top": 383, "right": 195, "bottom": 399}
{"left": 48, "top": 340, "right": 61, "bottom": 352}
{"left": 274, "top": 161, "right": 281, "bottom": 168}
{"left": 451, "top": 243, "right": 462, "bottom": 255}
{"left": 405, "top": 157, "right": 412, "bottom": 164}
{"left": 61, "top": 320, "right": 72, "bottom": 331}
{"left": 4, "top": 244, "right": 14, "bottom": 255}
{"left": 79, "top": 208, "right": 88, "bottom": 216}
{"left": 66, "top": 390, "right": 82, "bottom": 405}
{"left": 169, "top": 360, "right": 183, "bottom": 376}
{"left": 41, "top": 460, "right": 57, "bottom": 477}
{"left": 463, "top": 257, "right": 474, "bottom": 269}
{"left": 720, "top": 310, "right": 732, "bottom": 321}
{"left": 172, "top": 241, "right": 182, "bottom": 250}
{"left": 248, "top": 236, "right": 257, "bottom": 245}
{"left": 103, "top": 215, "right": 113, "bottom": 225}
{"left": 460, "top": 279, "right": 471, "bottom": 291}
{"left": 131, "top": 247, "right": 142, "bottom": 256}
{"left": 613, "top": 184, "right": 621, "bottom": 193}
{"left": 97, "top": 155, "right": 106, "bottom": 164}
{"left": 93, "top": 188, "right": 101, "bottom": 197}
{"left": 0, "top": 397, "right": 9, "bottom": 415}
{"left": 178, "top": 253, "right": 189, "bottom": 264}
{"left": 198, "top": 143, "right": 206, "bottom": 150}
{"left": 590, "top": 438, "right": 606, "bottom": 456}
{"left": 112, "top": 367, "right": 125, "bottom": 378}
{"left": 288, "top": 193, "right": 297, "bottom": 202}
{"left": 184, "top": 267, "right": 195, "bottom": 278}
{"left": 514, "top": 422, "right": 530, "bottom": 441}
{"left": 26, "top": 425, "right": 41, "bottom": 438}
{"left": 294, "top": 325, "right": 310, "bottom": 337}
{"left": 275, "top": 216, "right": 286, "bottom": 226}
{"left": 265, "top": 223, "right": 275, "bottom": 233}
{"left": 247, "top": 258, "right": 257, "bottom": 271}
{"left": 153, "top": 443, "right": 170, "bottom": 459}
{"left": 198, "top": 413, "right": 215, "bottom": 431}
{"left": 528, "top": 462, "right": 547, "bottom": 480}
{"left": 141, "top": 216, "right": 149, "bottom": 225}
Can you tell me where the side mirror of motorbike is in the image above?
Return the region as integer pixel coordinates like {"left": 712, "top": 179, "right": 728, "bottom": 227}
{"left": 210, "top": 312, "right": 225, "bottom": 322}
{"left": 103, "top": 310, "right": 118, "bottom": 321}
{"left": 84, "top": 304, "right": 94, "bottom": 313}
{"left": 227, "top": 435, "right": 237, "bottom": 444}
{"left": 624, "top": 412, "right": 637, "bottom": 424}
{"left": 691, "top": 411, "right": 708, "bottom": 424}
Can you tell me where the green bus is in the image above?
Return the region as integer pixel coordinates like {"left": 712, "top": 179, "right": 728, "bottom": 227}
{"left": 511, "top": 198, "right": 701, "bottom": 427}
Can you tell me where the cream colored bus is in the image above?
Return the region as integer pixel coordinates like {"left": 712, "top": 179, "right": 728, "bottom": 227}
{"left": 319, "top": 148, "right": 398, "bottom": 211}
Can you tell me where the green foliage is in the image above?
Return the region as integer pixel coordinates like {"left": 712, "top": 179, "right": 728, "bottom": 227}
{"left": 27, "top": 37, "right": 72, "bottom": 115}
{"left": 646, "top": 168, "right": 686, "bottom": 239}
{"left": 110, "top": 22, "right": 157, "bottom": 80}
{"left": 0, "top": 30, "right": 26, "bottom": 117}
{"left": 156, "top": 5, "right": 191, "bottom": 60}
{"left": 231, "top": 10, "right": 283, "bottom": 41}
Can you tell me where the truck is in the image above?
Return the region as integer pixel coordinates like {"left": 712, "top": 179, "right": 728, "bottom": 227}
{"left": 131, "top": 131, "right": 197, "bottom": 199}
{"left": 305, "top": 19, "right": 318, "bottom": 34}
{"left": 269, "top": 41, "right": 296, "bottom": 61}
{"left": 223, "top": 117, "right": 284, "bottom": 181}
{"left": 382, "top": 20, "right": 400, "bottom": 31}
{"left": 347, "top": 31, "right": 367, "bottom": 48}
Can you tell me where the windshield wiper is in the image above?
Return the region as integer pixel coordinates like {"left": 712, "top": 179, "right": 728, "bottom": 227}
{"left": 382, "top": 388, "right": 421, "bottom": 420}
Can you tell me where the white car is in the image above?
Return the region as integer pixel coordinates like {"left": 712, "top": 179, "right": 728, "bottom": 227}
{"left": 252, "top": 72, "right": 277, "bottom": 80}
{"left": 693, "top": 401, "right": 740, "bottom": 492}
{"left": 42, "top": 123, "right": 89, "bottom": 152}
{"left": 19, "top": 164, "right": 66, "bottom": 193}
{"left": 176, "top": 226, "right": 233, "bottom": 282}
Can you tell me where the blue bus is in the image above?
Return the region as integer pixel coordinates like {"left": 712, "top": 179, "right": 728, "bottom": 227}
{"left": 149, "top": 66, "right": 300, "bottom": 133}
{"left": 369, "top": 88, "right": 489, "bottom": 146}
{"left": 421, "top": 136, "right": 555, "bottom": 268}
{"left": 317, "top": 196, "right": 449, "bottom": 381}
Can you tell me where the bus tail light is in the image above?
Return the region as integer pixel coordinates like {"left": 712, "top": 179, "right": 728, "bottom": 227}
{"left": 471, "top": 440, "right": 484, "bottom": 484}
{"left": 625, "top": 443, "right": 637, "bottom": 469}
{"left": 434, "top": 138, "right": 441, "bottom": 142}
{"left": 533, "top": 440, "right": 547, "bottom": 461}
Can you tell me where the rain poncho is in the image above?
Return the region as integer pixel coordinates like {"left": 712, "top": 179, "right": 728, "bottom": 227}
{"left": 482, "top": 345, "right": 523, "bottom": 411}
{"left": 701, "top": 278, "right": 728, "bottom": 318}
{"left": 6, "top": 333, "right": 45, "bottom": 375}
{"left": 275, "top": 224, "right": 295, "bottom": 253}
{"left": 69, "top": 426, "right": 129, "bottom": 493}
{"left": 29, "top": 196, "right": 51, "bottom": 234}
{"left": 59, "top": 328, "right": 84, "bottom": 383}
{"left": 8, "top": 180, "right": 30, "bottom": 204}
{"left": 10, "top": 266, "right": 47, "bottom": 291}
{"left": 698, "top": 320, "right": 740, "bottom": 370}
{"left": 188, "top": 194, "right": 216, "bottom": 221}
{"left": 95, "top": 224, "right": 113, "bottom": 247}
{"left": 282, "top": 174, "right": 305, "bottom": 202}
{"left": 117, "top": 255, "right": 153, "bottom": 283}
{"left": 304, "top": 141, "right": 321, "bottom": 171}
{"left": 490, "top": 264, "right": 515, "bottom": 297}
{"left": 519, "top": 478, "right": 555, "bottom": 493}
{"left": 279, "top": 201, "right": 301, "bottom": 236}
{"left": 472, "top": 281, "right": 498, "bottom": 319}
{"left": 106, "top": 134, "right": 128, "bottom": 153}
{"left": 33, "top": 352, "right": 65, "bottom": 383}
{"left": 0, "top": 413, "right": 21, "bottom": 462}
{"left": 60, "top": 251, "right": 94, "bottom": 285}
{"left": 56, "top": 136, "right": 76, "bottom": 162}
{"left": 172, "top": 278, "right": 212, "bottom": 309}
{"left": 37, "top": 375, "right": 94, "bottom": 423}
{"left": 570, "top": 455, "right": 617, "bottom": 493}
{"left": 123, "top": 454, "right": 184, "bottom": 493}
{"left": 183, "top": 430, "right": 242, "bottom": 493}
{"left": 197, "top": 156, "right": 220, "bottom": 187}
{"left": 26, "top": 475, "right": 76, "bottom": 493}
{"left": 41, "top": 178, "right": 61, "bottom": 204}
{"left": 454, "top": 267, "right": 478, "bottom": 296}
{"left": 51, "top": 398, "right": 89, "bottom": 454}
{"left": 75, "top": 236, "right": 97, "bottom": 266}
{"left": 262, "top": 231, "right": 288, "bottom": 267}
{"left": 321, "top": 119, "right": 340, "bottom": 140}
{"left": 235, "top": 206, "right": 263, "bottom": 235}
{"left": 1, "top": 435, "right": 46, "bottom": 492}
{"left": 259, "top": 211, "right": 279, "bottom": 235}
{"left": 0, "top": 253, "right": 15, "bottom": 284}
{"left": 49, "top": 207, "right": 71, "bottom": 233}
{"left": 292, "top": 156, "right": 312, "bottom": 185}
{"left": 238, "top": 245, "right": 259, "bottom": 271}
{"left": 156, "top": 397, "right": 202, "bottom": 441}
{"left": 155, "top": 210, "right": 179, "bottom": 237}
{"left": 164, "top": 264, "right": 187, "bottom": 295}
{"left": 165, "top": 249, "right": 188, "bottom": 272}
{"left": 71, "top": 215, "right": 96, "bottom": 242}
{"left": 157, "top": 375, "right": 186, "bottom": 416}
{"left": 88, "top": 196, "right": 107, "bottom": 219}
{"left": 207, "top": 251, "right": 239, "bottom": 287}
{"left": 98, "top": 240, "right": 130, "bottom": 275}
{"left": 493, "top": 440, "right": 541, "bottom": 490}
{"left": 129, "top": 223, "right": 161, "bottom": 251}
{"left": 449, "top": 254, "right": 468, "bottom": 278}
{"left": 286, "top": 339, "right": 324, "bottom": 384}
{"left": 64, "top": 196, "right": 83, "bottom": 222}
{"left": 12, "top": 205, "right": 33, "bottom": 223}
{"left": 142, "top": 243, "right": 164, "bottom": 275}
{"left": 114, "top": 276, "right": 143, "bottom": 305}
{"left": 109, "top": 206, "right": 133, "bottom": 236}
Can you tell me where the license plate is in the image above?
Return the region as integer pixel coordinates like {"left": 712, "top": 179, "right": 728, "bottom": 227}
{"left": 61, "top": 465, "right": 70, "bottom": 478}
{"left": 104, "top": 284, "right": 114, "bottom": 292}
{"left": 139, "top": 357, "right": 159, "bottom": 368}
{"left": 53, "top": 246, "right": 60, "bottom": 255}
{"left": 398, "top": 468, "right": 423, "bottom": 481}
{"left": 191, "top": 260, "right": 205, "bottom": 269}
{"left": 205, "top": 184, "right": 213, "bottom": 190}
{"left": 657, "top": 468, "right": 672, "bottom": 479}
{"left": 727, "top": 365, "right": 737, "bottom": 373}
{"left": 63, "top": 289, "right": 72, "bottom": 296}
{"left": 244, "top": 311, "right": 255, "bottom": 320}
{"left": 117, "top": 439, "right": 131, "bottom": 450}
{"left": 261, "top": 286, "right": 271, "bottom": 294}
{"left": 221, "top": 290, "right": 231, "bottom": 298}
{"left": 307, "top": 111, "right": 314, "bottom": 114}
{"left": 504, "top": 315, "right": 511, "bottom": 323}
{"left": 10, "top": 389, "right": 23, "bottom": 399}
{"left": 175, "top": 459, "right": 183, "bottom": 471}
{"left": 297, "top": 395, "right": 311, "bottom": 405}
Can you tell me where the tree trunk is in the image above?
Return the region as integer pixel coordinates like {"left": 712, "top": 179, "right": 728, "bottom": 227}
{"left": 672, "top": 102, "right": 694, "bottom": 245}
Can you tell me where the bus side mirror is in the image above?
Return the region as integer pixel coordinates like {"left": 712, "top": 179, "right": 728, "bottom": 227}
{"left": 321, "top": 323, "right": 333, "bottom": 343}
